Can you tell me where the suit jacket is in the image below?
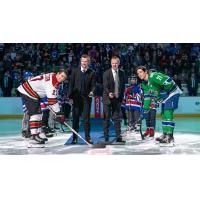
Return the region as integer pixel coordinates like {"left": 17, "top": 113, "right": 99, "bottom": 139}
{"left": 103, "top": 68, "right": 125, "bottom": 104}
{"left": 68, "top": 67, "right": 96, "bottom": 100}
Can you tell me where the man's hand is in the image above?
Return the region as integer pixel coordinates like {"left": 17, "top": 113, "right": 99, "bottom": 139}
{"left": 88, "top": 91, "right": 94, "bottom": 98}
{"left": 54, "top": 112, "right": 65, "bottom": 123}
{"left": 109, "top": 92, "right": 115, "bottom": 99}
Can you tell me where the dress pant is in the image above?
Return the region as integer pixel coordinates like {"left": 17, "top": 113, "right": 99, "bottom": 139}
{"left": 72, "top": 96, "right": 92, "bottom": 141}
{"left": 103, "top": 98, "right": 121, "bottom": 139}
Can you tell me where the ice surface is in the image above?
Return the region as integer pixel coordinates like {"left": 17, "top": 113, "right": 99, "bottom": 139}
{"left": 1, "top": 131, "right": 200, "bottom": 155}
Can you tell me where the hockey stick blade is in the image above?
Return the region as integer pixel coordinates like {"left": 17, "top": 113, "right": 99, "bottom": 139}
{"left": 62, "top": 122, "right": 106, "bottom": 148}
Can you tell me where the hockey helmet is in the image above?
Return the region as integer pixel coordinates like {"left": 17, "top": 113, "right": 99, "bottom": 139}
{"left": 23, "top": 71, "right": 33, "bottom": 80}
{"left": 130, "top": 74, "right": 137, "bottom": 84}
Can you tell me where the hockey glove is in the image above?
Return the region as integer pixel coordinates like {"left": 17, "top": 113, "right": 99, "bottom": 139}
{"left": 132, "top": 86, "right": 140, "bottom": 94}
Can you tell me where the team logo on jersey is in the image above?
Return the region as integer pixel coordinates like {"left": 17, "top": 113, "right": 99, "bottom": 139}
{"left": 156, "top": 75, "right": 163, "bottom": 81}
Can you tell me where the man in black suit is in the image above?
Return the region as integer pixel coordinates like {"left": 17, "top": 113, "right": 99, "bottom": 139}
{"left": 68, "top": 54, "right": 96, "bottom": 144}
{"left": 103, "top": 56, "right": 125, "bottom": 142}
{"left": 187, "top": 72, "right": 199, "bottom": 96}
{"left": 1, "top": 70, "right": 13, "bottom": 97}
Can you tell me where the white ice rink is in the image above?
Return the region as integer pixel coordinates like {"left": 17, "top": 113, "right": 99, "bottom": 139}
{"left": 1, "top": 131, "right": 200, "bottom": 155}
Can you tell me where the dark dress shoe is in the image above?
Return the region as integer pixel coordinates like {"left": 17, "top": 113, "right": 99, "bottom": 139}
{"left": 116, "top": 137, "right": 125, "bottom": 143}
{"left": 104, "top": 136, "right": 109, "bottom": 142}
{"left": 86, "top": 139, "right": 93, "bottom": 144}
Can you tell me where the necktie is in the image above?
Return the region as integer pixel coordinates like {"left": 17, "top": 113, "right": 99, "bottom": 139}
{"left": 192, "top": 78, "right": 195, "bottom": 88}
{"left": 114, "top": 71, "right": 119, "bottom": 98}
{"left": 4, "top": 76, "right": 8, "bottom": 88}
{"left": 81, "top": 69, "right": 86, "bottom": 95}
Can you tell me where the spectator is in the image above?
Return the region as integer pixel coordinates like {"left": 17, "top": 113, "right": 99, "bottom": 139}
{"left": 88, "top": 45, "right": 98, "bottom": 61}
{"left": 187, "top": 72, "right": 199, "bottom": 96}
{"left": 173, "top": 74, "right": 182, "bottom": 90}
{"left": 0, "top": 43, "right": 200, "bottom": 97}
{"left": 1, "top": 70, "right": 13, "bottom": 97}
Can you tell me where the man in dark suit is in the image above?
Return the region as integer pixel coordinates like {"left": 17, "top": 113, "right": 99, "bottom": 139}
{"left": 187, "top": 72, "right": 199, "bottom": 96}
{"left": 1, "top": 70, "right": 13, "bottom": 97}
{"left": 68, "top": 54, "right": 96, "bottom": 144}
{"left": 103, "top": 56, "right": 125, "bottom": 142}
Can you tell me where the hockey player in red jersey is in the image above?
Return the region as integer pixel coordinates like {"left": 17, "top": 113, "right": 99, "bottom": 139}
{"left": 125, "top": 75, "right": 143, "bottom": 134}
{"left": 18, "top": 69, "right": 67, "bottom": 146}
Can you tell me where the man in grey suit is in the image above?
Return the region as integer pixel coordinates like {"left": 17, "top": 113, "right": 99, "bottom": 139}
{"left": 103, "top": 56, "right": 125, "bottom": 142}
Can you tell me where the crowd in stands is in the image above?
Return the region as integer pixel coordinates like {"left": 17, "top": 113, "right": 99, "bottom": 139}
{"left": 0, "top": 43, "right": 200, "bottom": 97}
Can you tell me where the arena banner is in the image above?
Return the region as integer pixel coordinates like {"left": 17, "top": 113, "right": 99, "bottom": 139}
{"left": 0, "top": 97, "right": 200, "bottom": 118}
{"left": 94, "top": 96, "right": 101, "bottom": 118}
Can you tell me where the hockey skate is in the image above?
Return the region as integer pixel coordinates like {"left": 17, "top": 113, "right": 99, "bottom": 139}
{"left": 122, "top": 125, "right": 133, "bottom": 141}
{"left": 39, "top": 133, "right": 48, "bottom": 142}
{"left": 126, "top": 125, "right": 134, "bottom": 132}
{"left": 125, "top": 128, "right": 142, "bottom": 142}
{"left": 134, "top": 124, "right": 141, "bottom": 134}
{"left": 144, "top": 128, "right": 154, "bottom": 140}
{"left": 42, "top": 126, "right": 55, "bottom": 138}
{"left": 159, "top": 134, "right": 175, "bottom": 147}
{"left": 144, "top": 128, "right": 150, "bottom": 137}
{"left": 26, "top": 134, "right": 46, "bottom": 148}
{"left": 155, "top": 133, "right": 166, "bottom": 144}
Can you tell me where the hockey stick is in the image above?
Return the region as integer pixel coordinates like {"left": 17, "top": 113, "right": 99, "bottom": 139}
{"left": 47, "top": 106, "right": 106, "bottom": 148}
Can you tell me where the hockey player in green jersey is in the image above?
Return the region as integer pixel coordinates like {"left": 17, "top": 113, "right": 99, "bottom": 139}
{"left": 136, "top": 66, "right": 182, "bottom": 145}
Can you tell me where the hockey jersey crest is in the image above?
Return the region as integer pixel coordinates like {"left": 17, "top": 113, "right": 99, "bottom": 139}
{"left": 125, "top": 85, "right": 142, "bottom": 111}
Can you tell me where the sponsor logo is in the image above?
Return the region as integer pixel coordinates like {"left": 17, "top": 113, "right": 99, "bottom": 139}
{"left": 195, "top": 101, "right": 200, "bottom": 106}
{"left": 94, "top": 97, "right": 101, "bottom": 118}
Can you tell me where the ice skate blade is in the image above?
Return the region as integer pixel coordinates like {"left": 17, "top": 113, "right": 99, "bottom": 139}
{"left": 159, "top": 142, "right": 175, "bottom": 147}
{"left": 27, "top": 144, "right": 45, "bottom": 148}
{"left": 25, "top": 139, "right": 45, "bottom": 148}
{"left": 144, "top": 136, "right": 154, "bottom": 141}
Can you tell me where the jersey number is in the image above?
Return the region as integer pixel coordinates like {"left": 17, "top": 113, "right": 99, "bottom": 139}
{"left": 30, "top": 75, "right": 44, "bottom": 81}
{"left": 156, "top": 75, "right": 162, "bottom": 81}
